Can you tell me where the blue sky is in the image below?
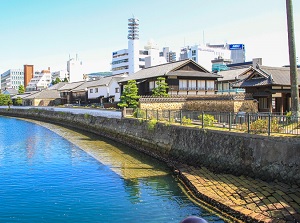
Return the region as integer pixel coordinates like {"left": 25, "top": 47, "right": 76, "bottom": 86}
{"left": 0, "top": 0, "right": 299, "bottom": 74}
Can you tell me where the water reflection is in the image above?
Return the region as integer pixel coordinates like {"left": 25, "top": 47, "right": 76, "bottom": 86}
{"left": 0, "top": 117, "right": 225, "bottom": 223}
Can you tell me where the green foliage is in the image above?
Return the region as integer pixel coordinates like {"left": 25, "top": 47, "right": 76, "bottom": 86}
{"left": 286, "top": 111, "right": 292, "bottom": 123}
{"left": 118, "top": 80, "right": 140, "bottom": 108}
{"left": 51, "top": 77, "right": 61, "bottom": 85}
{"left": 14, "top": 97, "right": 23, "bottom": 106}
{"left": 18, "top": 85, "right": 25, "bottom": 94}
{"left": 84, "top": 113, "right": 91, "bottom": 119}
{"left": 152, "top": 77, "right": 169, "bottom": 97}
{"left": 63, "top": 77, "right": 69, "bottom": 82}
{"left": 182, "top": 116, "right": 192, "bottom": 125}
{"left": 198, "top": 114, "right": 216, "bottom": 126}
{"left": 0, "top": 94, "right": 12, "bottom": 106}
{"left": 133, "top": 109, "right": 146, "bottom": 119}
{"left": 147, "top": 119, "right": 157, "bottom": 130}
{"left": 249, "top": 118, "right": 281, "bottom": 134}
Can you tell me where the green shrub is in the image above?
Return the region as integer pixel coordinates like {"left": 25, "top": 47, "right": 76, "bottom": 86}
{"left": 84, "top": 113, "right": 91, "bottom": 119}
{"left": 249, "top": 118, "right": 281, "bottom": 134}
{"left": 133, "top": 109, "right": 146, "bottom": 119}
{"left": 182, "top": 116, "right": 192, "bottom": 125}
{"left": 198, "top": 114, "right": 216, "bottom": 126}
{"left": 286, "top": 111, "right": 292, "bottom": 123}
{"left": 147, "top": 119, "right": 157, "bottom": 130}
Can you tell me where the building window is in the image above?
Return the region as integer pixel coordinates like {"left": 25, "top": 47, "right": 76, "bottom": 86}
{"left": 192, "top": 57, "right": 196, "bottom": 61}
{"left": 115, "top": 88, "right": 120, "bottom": 93}
{"left": 259, "top": 98, "right": 268, "bottom": 109}
{"left": 95, "top": 88, "right": 98, "bottom": 93}
{"left": 90, "top": 89, "right": 93, "bottom": 93}
{"left": 179, "top": 80, "right": 187, "bottom": 90}
{"left": 197, "top": 80, "right": 205, "bottom": 90}
{"left": 206, "top": 81, "right": 215, "bottom": 90}
{"left": 192, "top": 50, "right": 196, "bottom": 56}
{"left": 149, "top": 81, "right": 154, "bottom": 91}
{"left": 188, "top": 80, "right": 197, "bottom": 90}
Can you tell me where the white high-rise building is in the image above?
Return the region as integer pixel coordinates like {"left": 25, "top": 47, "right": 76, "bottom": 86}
{"left": 67, "top": 55, "right": 84, "bottom": 83}
{"left": 1, "top": 69, "right": 24, "bottom": 90}
{"left": 111, "top": 17, "right": 166, "bottom": 75}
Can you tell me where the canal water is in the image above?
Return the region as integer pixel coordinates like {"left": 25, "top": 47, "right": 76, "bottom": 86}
{"left": 0, "top": 116, "right": 225, "bottom": 223}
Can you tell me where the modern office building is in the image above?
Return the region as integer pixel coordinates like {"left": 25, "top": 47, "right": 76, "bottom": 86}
{"left": 227, "top": 44, "right": 245, "bottom": 64}
{"left": 26, "top": 69, "right": 52, "bottom": 91}
{"left": 1, "top": 69, "right": 24, "bottom": 90}
{"left": 159, "top": 47, "right": 176, "bottom": 63}
{"left": 179, "top": 44, "right": 231, "bottom": 71}
{"left": 111, "top": 17, "right": 167, "bottom": 75}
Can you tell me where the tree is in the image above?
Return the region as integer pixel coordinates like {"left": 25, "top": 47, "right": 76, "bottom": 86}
{"left": 0, "top": 94, "right": 12, "bottom": 106}
{"left": 15, "top": 97, "right": 23, "bottom": 106}
{"left": 152, "top": 77, "right": 169, "bottom": 97}
{"left": 18, "top": 85, "right": 25, "bottom": 94}
{"left": 286, "top": 0, "right": 299, "bottom": 116}
{"left": 118, "top": 80, "right": 140, "bottom": 108}
{"left": 51, "top": 77, "right": 61, "bottom": 85}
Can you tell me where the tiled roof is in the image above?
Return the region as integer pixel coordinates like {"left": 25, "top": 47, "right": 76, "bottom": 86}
{"left": 23, "top": 89, "right": 60, "bottom": 99}
{"left": 72, "top": 80, "right": 101, "bottom": 92}
{"left": 57, "top": 81, "right": 85, "bottom": 91}
{"left": 167, "top": 70, "right": 221, "bottom": 78}
{"left": 48, "top": 82, "right": 67, "bottom": 90}
{"left": 217, "top": 68, "right": 249, "bottom": 82}
{"left": 232, "top": 65, "right": 300, "bottom": 88}
{"left": 11, "top": 92, "right": 38, "bottom": 99}
{"left": 86, "top": 76, "right": 113, "bottom": 88}
{"left": 3, "top": 88, "right": 18, "bottom": 94}
{"left": 119, "top": 59, "right": 210, "bottom": 83}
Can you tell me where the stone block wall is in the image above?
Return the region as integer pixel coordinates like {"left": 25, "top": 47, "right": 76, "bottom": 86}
{"left": 139, "top": 96, "right": 258, "bottom": 113}
{"left": 0, "top": 108, "right": 298, "bottom": 185}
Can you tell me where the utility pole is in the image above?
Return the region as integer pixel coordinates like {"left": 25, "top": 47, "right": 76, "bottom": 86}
{"left": 286, "top": 0, "right": 300, "bottom": 116}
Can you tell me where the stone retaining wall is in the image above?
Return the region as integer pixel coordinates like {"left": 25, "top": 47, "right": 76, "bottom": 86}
{"left": 0, "top": 108, "right": 299, "bottom": 185}
{"left": 139, "top": 96, "right": 258, "bottom": 113}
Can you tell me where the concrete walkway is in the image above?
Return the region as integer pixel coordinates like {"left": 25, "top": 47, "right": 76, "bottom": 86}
{"left": 177, "top": 164, "right": 300, "bottom": 222}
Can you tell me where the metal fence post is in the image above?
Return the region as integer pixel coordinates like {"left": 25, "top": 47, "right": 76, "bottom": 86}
{"left": 229, "top": 112, "right": 232, "bottom": 131}
{"left": 146, "top": 109, "right": 148, "bottom": 120}
{"left": 268, "top": 113, "right": 271, "bottom": 136}
{"left": 247, "top": 113, "right": 250, "bottom": 133}
{"left": 202, "top": 111, "right": 204, "bottom": 128}
{"left": 180, "top": 110, "right": 182, "bottom": 125}
{"left": 156, "top": 110, "right": 159, "bottom": 121}
{"left": 168, "top": 110, "right": 171, "bottom": 123}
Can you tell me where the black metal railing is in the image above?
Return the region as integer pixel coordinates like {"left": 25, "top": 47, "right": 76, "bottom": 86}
{"left": 131, "top": 109, "right": 300, "bottom": 136}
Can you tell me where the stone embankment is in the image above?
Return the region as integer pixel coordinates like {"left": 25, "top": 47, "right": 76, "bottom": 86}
{"left": 1, "top": 108, "right": 300, "bottom": 222}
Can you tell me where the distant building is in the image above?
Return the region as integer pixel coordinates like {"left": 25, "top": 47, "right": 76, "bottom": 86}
{"left": 67, "top": 55, "right": 84, "bottom": 83}
{"left": 160, "top": 47, "right": 176, "bottom": 63}
{"left": 24, "top": 65, "right": 34, "bottom": 88}
{"left": 1, "top": 69, "right": 24, "bottom": 90}
{"left": 179, "top": 44, "right": 231, "bottom": 71}
{"left": 111, "top": 17, "right": 167, "bottom": 75}
{"left": 52, "top": 70, "right": 68, "bottom": 82}
{"left": 207, "top": 43, "right": 246, "bottom": 64}
{"left": 87, "top": 72, "right": 112, "bottom": 80}
{"left": 227, "top": 44, "right": 245, "bottom": 64}
{"left": 26, "top": 68, "right": 52, "bottom": 91}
